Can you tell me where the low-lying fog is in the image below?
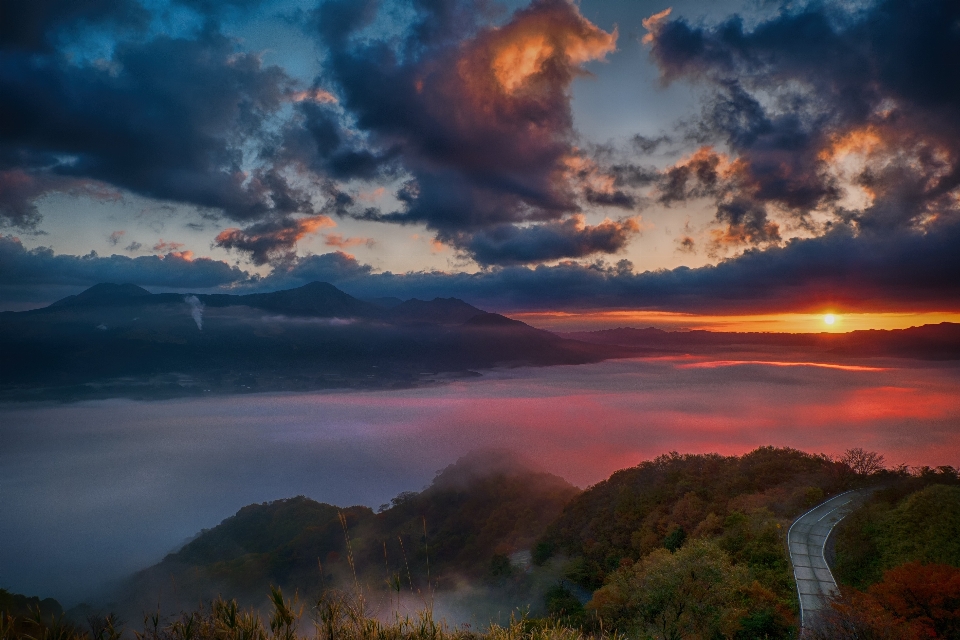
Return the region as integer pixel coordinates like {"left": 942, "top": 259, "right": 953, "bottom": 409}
{"left": 2, "top": 355, "right": 959, "bottom": 605}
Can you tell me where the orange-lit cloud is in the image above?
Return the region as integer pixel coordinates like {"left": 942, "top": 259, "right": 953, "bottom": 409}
{"left": 357, "top": 187, "right": 385, "bottom": 202}
{"left": 657, "top": 146, "right": 781, "bottom": 251}
{"left": 290, "top": 88, "right": 337, "bottom": 104}
{"left": 320, "top": 0, "right": 626, "bottom": 264}
{"left": 323, "top": 233, "right": 375, "bottom": 249}
{"left": 215, "top": 215, "right": 336, "bottom": 265}
{"left": 485, "top": 5, "right": 617, "bottom": 93}
{"left": 818, "top": 126, "right": 884, "bottom": 163}
{"left": 152, "top": 239, "right": 184, "bottom": 253}
{"left": 561, "top": 152, "right": 636, "bottom": 208}
{"left": 641, "top": 8, "right": 672, "bottom": 44}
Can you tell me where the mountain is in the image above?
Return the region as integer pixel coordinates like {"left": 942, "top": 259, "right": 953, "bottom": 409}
{"left": 201, "top": 281, "right": 381, "bottom": 318}
{"left": 121, "top": 450, "right": 580, "bottom": 613}
{"left": 47, "top": 283, "right": 153, "bottom": 308}
{"left": 385, "top": 297, "right": 485, "bottom": 325}
{"left": 0, "top": 282, "right": 619, "bottom": 400}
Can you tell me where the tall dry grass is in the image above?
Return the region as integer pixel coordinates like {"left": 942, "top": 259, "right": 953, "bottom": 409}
{"left": 2, "top": 587, "right": 619, "bottom": 640}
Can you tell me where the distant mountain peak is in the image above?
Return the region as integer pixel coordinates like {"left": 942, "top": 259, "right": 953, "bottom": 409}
{"left": 387, "top": 297, "right": 484, "bottom": 324}
{"left": 49, "top": 283, "right": 152, "bottom": 308}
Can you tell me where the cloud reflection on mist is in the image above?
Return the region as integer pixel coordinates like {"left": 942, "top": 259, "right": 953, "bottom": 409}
{"left": 1, "top": 356, "right": 958, "bottom": 605}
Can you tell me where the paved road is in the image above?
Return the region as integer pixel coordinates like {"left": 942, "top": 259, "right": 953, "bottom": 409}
{"left": 787, "top": 489, "right": 873, "bottom": 629}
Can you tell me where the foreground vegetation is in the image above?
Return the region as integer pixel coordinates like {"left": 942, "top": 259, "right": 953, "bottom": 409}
{"left": 5, "top": 447, "right": 960, "bottom": 639}
{"left": 1, "top": 587, "right": 617, "bottom": 640}
{"left": 814, "top": 464, "right": 960, "bottom": 638}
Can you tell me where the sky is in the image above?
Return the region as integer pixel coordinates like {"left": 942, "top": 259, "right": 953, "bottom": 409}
{"left": 2, "top": 0, "right": 960, "bottom": 330}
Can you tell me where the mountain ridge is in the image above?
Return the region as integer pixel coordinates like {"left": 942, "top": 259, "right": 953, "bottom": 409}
{"left": 0, "top": 281, "right": 620, "bottom": 401}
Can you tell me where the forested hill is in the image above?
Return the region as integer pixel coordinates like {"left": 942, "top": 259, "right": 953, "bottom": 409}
{"left": 121, "top": 450, "right": 579, "bottom": 612}
{"left": 120, "top": 447, "right": 865, "bottom": 639}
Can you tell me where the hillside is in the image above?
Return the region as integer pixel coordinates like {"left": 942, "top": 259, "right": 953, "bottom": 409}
{"left": 121, "top": 451, "right": 579, "bottom": 613}
{"left": 0, "top": 282, "right": 619, "bottom": 400}
{"left": 118, "top": 447, "right": 859, "bottom": 639}
{"left": 8, "top": 447, "right": 960, "bottom": 639}
{"left": 834, "top": 471, "right": 960, "bottom": 589}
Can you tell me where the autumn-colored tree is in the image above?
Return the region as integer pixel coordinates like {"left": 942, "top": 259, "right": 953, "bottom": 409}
{"left": 807, "top": 563, "right": 960, "bottom": 640}
{"left": 868, "top": 562, "right": 960, "bottom": 639}
{"left": 805, "top": 592, "right": 926, "bottom": 640}
{"left": 588, "top": 539, "right": 787, "bottom": 640}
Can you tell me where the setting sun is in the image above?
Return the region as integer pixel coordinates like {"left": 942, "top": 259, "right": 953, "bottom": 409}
{"left": 824, "top": 314, "right": 836, "bottom": 325}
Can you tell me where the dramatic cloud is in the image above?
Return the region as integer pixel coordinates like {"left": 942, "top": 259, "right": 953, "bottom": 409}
{"left": 214, "top": 214, "right": 336, "bottom": 265}
{"left": 643, "top": 0, "right": 960, "bottom": 244}
{"left": 5, "top": 218, "right": 960, "bottom": 315}
{"left": 0, "top": 234, "right": 251, "bottom": 308}
{"left": 0, "top": 24, "right": 309, "bottom": 229}
{"left": 3, "top": 0, "right": 957, "bottom": 308}
{"left": 0, "top": 0, "right": 149, "bottom": 53}
{"left": 305, "top": 0, "right": 633, "bottom": 263}
{"left": 0, "top": 169, "right": 121, "bottom": 230}
{"left": 459, "top": 215, "right": 641, "bottom": 266}
{"left": 258, "top": 219, "right": 960, "bottom": 315}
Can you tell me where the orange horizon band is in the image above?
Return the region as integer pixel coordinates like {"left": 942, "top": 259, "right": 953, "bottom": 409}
{"left": 508, "top": 310, "right": 960, "bottom": 334}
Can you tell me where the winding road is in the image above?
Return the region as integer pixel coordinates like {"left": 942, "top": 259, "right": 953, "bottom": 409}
{"left": 787, "top": 489, "right": 874, "bottom": 629}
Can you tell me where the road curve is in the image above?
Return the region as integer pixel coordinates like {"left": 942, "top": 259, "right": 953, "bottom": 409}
{"left": 787, "top": 489, "right": 873, "bottom": 629}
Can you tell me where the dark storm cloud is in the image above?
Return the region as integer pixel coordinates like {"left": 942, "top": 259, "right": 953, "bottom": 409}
{"left": 213, "top": 214, "right": 336, "bottom": 265}
{"left": 278, "top": 100, "right": 401, "bottom": 181}
{"left": 0, "top": 0, "right": 264, "bottom": 55}
{"left": 269, "top": 250, "right": 374, "bottom": 283}
{"left": 459, "top": 215, "right": 641, "bottom": 266}
{"left": 0, "top": 0, "right": 150, "bottom": 53}
{"left": 304, "top": 0, "right": 637, "bottom": 264}
{"left": 0, "top": 169, "right": 124, "bottom": 231}
{"left": 0, "top": 18, "right": 311, "bottom": 229}
{"left": 643, "top": 0, "right": 960, "bottom": 242}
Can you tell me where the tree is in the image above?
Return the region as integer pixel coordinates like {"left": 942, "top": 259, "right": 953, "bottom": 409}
{"left": 807, "top": 562, "right": 960, "bottom": 640}
{"left": 588, "top": 540, "right": 771, "bottom": 640}
{"left": 839, "top": 448, "right": 886, "bottom": 477}
{"left": 869, "top": 562, "right": 960, "bottom": 639}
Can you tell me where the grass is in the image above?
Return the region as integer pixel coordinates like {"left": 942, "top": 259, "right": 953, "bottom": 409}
{"left": 1, "top": 587, "right": 621, "bottom": 640}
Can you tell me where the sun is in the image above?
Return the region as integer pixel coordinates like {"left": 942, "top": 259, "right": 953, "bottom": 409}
{"left": 824, "top": 314, "right": 836, "bottom": 325}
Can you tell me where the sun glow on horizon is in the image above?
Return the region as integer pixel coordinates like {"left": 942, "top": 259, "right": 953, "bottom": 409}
{"left": 509, "top": 309, "right": 960, "bottom": 334}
